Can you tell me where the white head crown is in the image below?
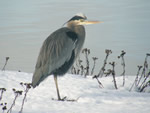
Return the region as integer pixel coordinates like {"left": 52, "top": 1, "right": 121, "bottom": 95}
{"left": 75, "top": 13, "right": 87, "bottom": 19}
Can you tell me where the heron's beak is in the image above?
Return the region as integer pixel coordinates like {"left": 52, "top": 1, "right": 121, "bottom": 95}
{"left": 80, "top": 20, "right": 103, "bottom": 25}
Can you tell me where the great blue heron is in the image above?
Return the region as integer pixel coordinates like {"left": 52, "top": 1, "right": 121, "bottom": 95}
{"left": 32, "top": 13, "right": 101, "bottom": 101}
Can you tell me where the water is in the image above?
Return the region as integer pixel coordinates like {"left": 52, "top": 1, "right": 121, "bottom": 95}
{"left": 0, "top": 0, "right": 150, "bottom": 75}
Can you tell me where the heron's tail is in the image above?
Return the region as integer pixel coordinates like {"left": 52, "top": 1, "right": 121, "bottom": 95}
{"left": 32, "top": 68, "right": 45, "bottom": 88}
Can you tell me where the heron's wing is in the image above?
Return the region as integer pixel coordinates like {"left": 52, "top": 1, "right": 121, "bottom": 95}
{"left": 32, "top": 27, "right": 78, "bottom": 87}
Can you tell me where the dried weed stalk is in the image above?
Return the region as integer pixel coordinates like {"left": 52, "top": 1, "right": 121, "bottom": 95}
{"left": 7, "top": 89, "right": 22, "bottom": 113}
{"left": 0, "top": 88, "right": 6, "bottom": 101}
{"left": 118, "top": 50, "right": 126, "bottom": 86}
{"left": 109, "top": 62, "right": 118, "bottom": 89}
{"left": 91, "top": 57, "right": 98, "bottom": 75}
{"left": 2, "top": 57, "right": 10, "bottom": 71}
{"left": 0, "top": 103, "right": 7, "bottom": 113}
{"left": 129, "top": 65, "right": 143, "bottom": 91}
{"left": 19, "top": 82, "right": 32, "bottom": 113}
{"left": 97, "top": 49, "right": 112, "bottom": 78}
{"left": 130, "top": 53, "right": 150, "bottom": 92}
{"left": 82, "top": 48, "right": 90, "bottom": 77}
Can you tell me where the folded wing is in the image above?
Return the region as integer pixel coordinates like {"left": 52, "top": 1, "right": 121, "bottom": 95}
{"left": 32, "top": 27, "right": 78, "bottom": 88}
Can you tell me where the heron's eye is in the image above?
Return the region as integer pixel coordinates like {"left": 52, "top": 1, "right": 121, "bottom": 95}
{"left": 80, "top": 19, "right": 84, "bottom": 22}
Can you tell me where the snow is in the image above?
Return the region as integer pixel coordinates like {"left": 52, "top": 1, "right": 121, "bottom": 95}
{"left": 0, "top": 70, "right": 150, "bottom": 113}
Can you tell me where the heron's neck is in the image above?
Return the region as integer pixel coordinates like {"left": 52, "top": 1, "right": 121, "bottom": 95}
{"left": 67, "top": 22, "right": 85, "bottom": 38}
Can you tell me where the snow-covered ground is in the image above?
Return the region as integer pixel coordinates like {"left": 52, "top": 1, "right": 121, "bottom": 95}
{"left": 0, "top": 70, "right": 150, "bottom": 113}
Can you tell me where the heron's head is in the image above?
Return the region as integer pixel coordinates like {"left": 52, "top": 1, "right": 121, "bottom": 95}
{"left": 66, "top": 13, "right": 102, "bottom": 26}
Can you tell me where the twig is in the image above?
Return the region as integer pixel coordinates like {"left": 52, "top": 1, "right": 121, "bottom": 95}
{"left": 91, "top": 57, "right": 98, "bottom": 75}
{"left": 19, "top": 83, "right": 32, "bottom": 113}
{"left": 139, "top": 70, "right": 150, "bottom": 91}
{"left": 2, "top": 57, "right": 10, "bottom": 71}
{"left": 93, "top": 49, "right": 111, "bottom": 88}
{"left": 71, "top": 66, "right": 76, "bottom": 75}
{"left": 80, "top": 65, "right": 85, "bottom": 75}
{"left": 104, "top": 69, "right": 112, "bottom": 77}
{"left": 130, "top": 53, "right": 150, "bottom": 92}
{"left": 77, "top": 59, "right": 82, "bottom": 75}
{"left": 71, "top": 58, "right": 84, "bottom": 75}
{"left": 7, "top": 89, "right": 22, "bottom": 113}
{"left": 1, "top": 103, "right": 7, "bottom": 113}
{"left": 118, "top": 50, "right": 126, "bottom": 86}
{"left": 109, "top": 62, "right": 118, "bottom": 89}
{"left": 140, "top": 79, "right": 150, "bottom": 92}
{"left": 129, "top": 65, "right": 142, "bottom": 91}
{"left": 82, "top": 48, "right": 90, "bottom": 77}
{"left": 97, "top": 49, "right": 112, "bottom": 78}
{"left": 0, "top": 88, "right": 6, "bottom": 101}
{"left": 137, "top": 54, "right": 149, "bottom": 86}
{"left": 93, "top": 75, "right": 104, "bottom": 88}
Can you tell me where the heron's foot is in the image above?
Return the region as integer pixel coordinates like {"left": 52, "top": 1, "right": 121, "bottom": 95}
{"left": 58, "top": 96, "right": 67, "bottom": 101}
{"left": 52, "top": 96, "right": 79, "bottom": 102}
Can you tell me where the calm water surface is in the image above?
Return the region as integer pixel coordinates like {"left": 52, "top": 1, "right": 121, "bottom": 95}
{"left": 0, "top": 0, "right": 150, "bottom": 75}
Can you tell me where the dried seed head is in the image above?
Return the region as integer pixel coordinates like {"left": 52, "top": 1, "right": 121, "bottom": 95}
{"left": 0, "top": 88, "right": 6, "bottom": 91}
{"left": 121, "top": 50, "right": 126, "bottom": 56}
{"left": 137, "top": 65, "right": 143, "bottom": 69}
{"left": 88, "top": 49, "right": 90, "bottom": 54}
{"left": 92, "top": 57, "right": 98, "bottom": 60}
{"left": 146, "top": 53, "right": 150, "bottom": 56}
{"left": 82, "top": 48, "right": 87, "bottom": 53}
{"left": 105, "top": 49, "right": 112, "bottom": 55}
{"left": 15, "top": 90, "right": 23, "bottom": 95}
{"left": 20, "top": 82, "right": 23, "bottom": 86}
{"left": 2, "top": 106, "right": 7, "bottom": 110}
{"left": 12, "top": 88, "right": 16, "bottom": 92}
{"left": 6, "top": 57, "right": 9, "bottom": 61}
{"left": 27, "top": 83, "right": 32, "bottom": 89}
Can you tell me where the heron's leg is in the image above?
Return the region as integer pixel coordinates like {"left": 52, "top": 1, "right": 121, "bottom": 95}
{"left": 54, "top": 75, "right": 61, "bottom": 100}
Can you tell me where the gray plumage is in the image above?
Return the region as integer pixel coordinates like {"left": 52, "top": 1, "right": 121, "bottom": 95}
{"left": 31, "top": 13, "right": 100, "bottom": 100}
{"left": 32, "top": 26, "right": 85, "bottom": 87}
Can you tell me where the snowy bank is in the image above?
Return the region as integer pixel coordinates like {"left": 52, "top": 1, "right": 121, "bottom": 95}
{"left": 0, "top": 71, "right": 150, "bottom": 113}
